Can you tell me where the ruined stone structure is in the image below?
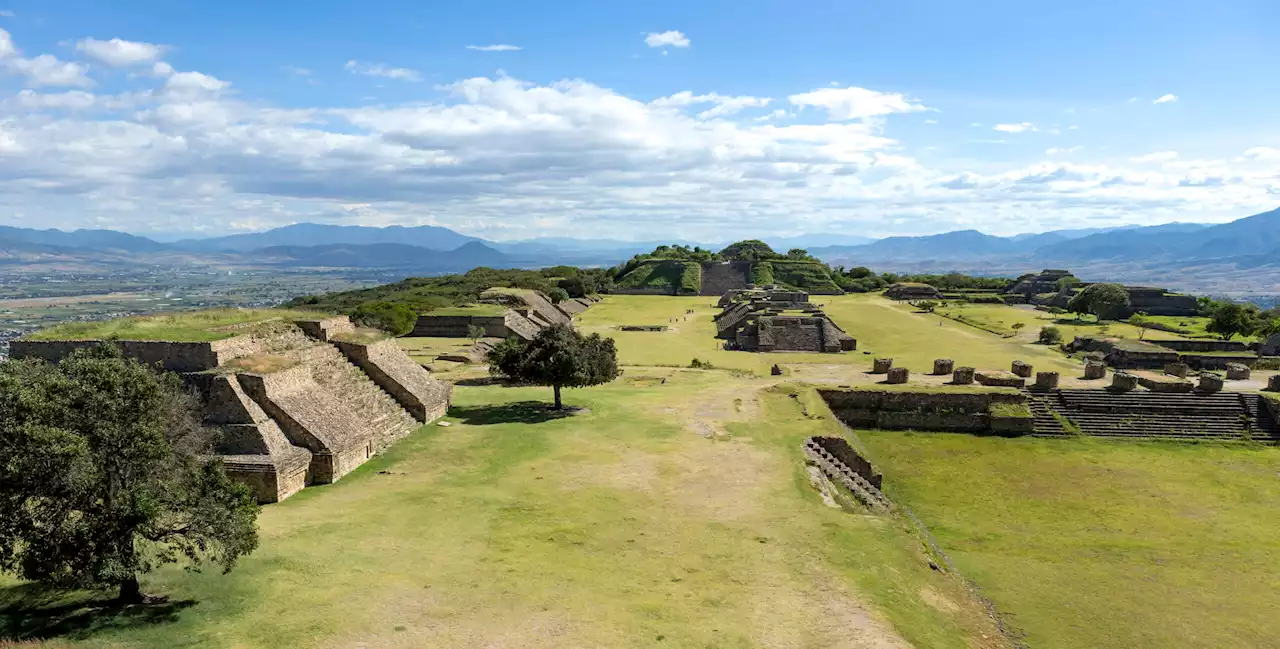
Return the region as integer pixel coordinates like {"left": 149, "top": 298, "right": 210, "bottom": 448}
{"left": 886, "top": 367, "right": 909, "bottom": 384}
{"left": 698, "top": 261, "right": 753, "bottom": 297}
{"left": 1008, "top": 269, "right": 1074, "bottom": 296}
{"left": 1111, "top": 372, "right": 1139, "bottom": 391}
{"left": 933, "top": 358, "right": 954, "bottom": 375}
{"left": 1164, "top": 362, "right": 1190, "bottom": 378}
{"left": 12, "top": 316, "right": 452, "bottom": 503}
{"left": 952, "top": 366, "right": 975, "bottom": 384}
{"left": 714, "top": 288, "right": 855, "bottom": 353}
{"left": 1262, "top": 333, "right": 1280, "bottom": 357}
{"left": 1084, "top": 360, "right": 1107, "bottom": 379}
{"left": 1023, "top": 388, "right": 1277, "bottom": 442}
{"left": 883, "top": 283, "right": 942, "bottom": 300}
{"left": 872, "top": 358, "right": 893, "bottom": 374}
{"left": 976, "top": 370, "right": 1025, "bottom": 388}
{"left": 1226, "top": 363, "right": 1251, "bottom": 380}
{"left": 1011, "top": 360, "right": 1033, "bottom": 378}
{"left": 1040, "top": 281, "right": 1198, "bottom": 317}
{"left": 819, "top": 388, "right": 1032, "bottom": 436}
{"left": 410, "top": 289, "right": 596, "bottom": 340}
{"left": 1034, "top": 372, "right": 1060, "bottom": 390}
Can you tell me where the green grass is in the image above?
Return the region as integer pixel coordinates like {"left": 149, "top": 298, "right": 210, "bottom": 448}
{"left": 614, "top": 260, "right": 699, "bottom": 294}
{"left": 0, "top": 374, "right": 1006, "bottom": 648}
{"left": 857, "top": 432, "right": 1280, "bottom": 649}
{"left": 986, "top": 402, "right": 1032, "bottom": 418}
{"left": 22, "top": 308, "right": 334, "bottom": 342}
{"left": 935, "top": 302, "right": 1175, "bottom": 341}
{"left": 426, "top": 303, "right": 507, "bottom": 316}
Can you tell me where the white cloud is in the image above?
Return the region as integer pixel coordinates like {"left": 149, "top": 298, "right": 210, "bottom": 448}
{"left": 466, "top": 44, "right": 520, "bottom": 52}
{"left": 1154, "top": 94, "right": 1178, "bottom": 104}
{"left": 164, "top": 70, "right": 229, "bottom": 93}
{"left": 923, "top": 119, "right": 938, "bottom": 125}
{"left": 651, "top": 91, "right": 772, "bottom": 118}
{"left": 282, "top": 65, "right": 312, "bottom": 76}
{"left": 788, "top": 86, "right": 926, "bottom": 121}
{"left": 75, "top": 37, "right": 166, "bottom": 67}
{"left": 0, "top": 26, "right": 12, "bottom": 58}
{"left": 0, "top": 10, "right": 13, "bottom": 17}
{"left": 1130, "top": 151, "right": 1179, "bottom": 163}
{"left": 644, "top": 30, "right": 690, "bottom": 48}
{"left": 344, "top": 60, "right": 421, "bottom": 82}
{"left": 1046, "top": 147, "right": 1081, "bottom": 155}
{"left": 152, "top": 61, "right": 174, "bottom": 78}
{"left": 1068, "top": 125, "right": 1079, "bottom": 130}
{"left": 4, "top": 53, "right": 93, "bottom": 87}
{"left": 993, "top": 122, "right": 1037, "bottom": 133}
{"left": 1244, "top": 146, "right": 1280, "bottom": 160}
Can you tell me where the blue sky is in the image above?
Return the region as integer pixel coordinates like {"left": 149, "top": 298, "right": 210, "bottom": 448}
{"left": 0, "top": 0, "right": 1277, "bottom": 240}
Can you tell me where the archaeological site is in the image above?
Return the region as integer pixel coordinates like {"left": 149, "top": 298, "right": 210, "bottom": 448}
{"left": 714, "top": 287, "right": 856, "bottom": 353}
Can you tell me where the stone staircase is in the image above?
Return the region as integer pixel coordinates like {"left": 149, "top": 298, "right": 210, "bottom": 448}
{"left": 699, "top": 262, "right": 750, "bottom": 297}
{"left": 1021, "top": 390, "right": 1066, "bottom": 436}
{"left": 1031, "top": 389, "right": 1278, "bottom": 443}
{"left": 291, "top": 342, "right": 419, "bottom": 451}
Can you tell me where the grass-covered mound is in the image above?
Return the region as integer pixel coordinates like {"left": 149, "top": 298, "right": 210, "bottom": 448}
{"left": 613, "top": 259, "right": 701, "bottom": 294}
{"left": 23, "top": 308, "right": 332, "bottom": 342}
{"left": 760, "top": 260, "right": 843, "bottom": 294}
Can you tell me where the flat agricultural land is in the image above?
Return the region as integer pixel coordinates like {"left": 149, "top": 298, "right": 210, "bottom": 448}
{"left": 22, "top": 308, "right": 333, "bottom": 342}
{"left": 858, "top": 432, "right": 1280, "bottom": 649}
{"left": 4, "top": 293, "right": 1278, "bottom": 649}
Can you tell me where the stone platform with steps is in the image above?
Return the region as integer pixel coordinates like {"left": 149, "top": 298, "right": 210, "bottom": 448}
{"left": 1022, "top": 388, "right": 1279, "bottom": 443}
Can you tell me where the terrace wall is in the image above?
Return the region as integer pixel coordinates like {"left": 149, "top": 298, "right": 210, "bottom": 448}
{"left": 334, "top": 339, "right": 452, "bottom": 422}
{"left": 819, "top": 388, "right": 1026, "bottom": 434}
{"left": 410, "top": 314, "right": 511, "bottom": 338}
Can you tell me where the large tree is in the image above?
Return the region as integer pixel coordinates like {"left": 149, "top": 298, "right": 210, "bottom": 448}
{"left": 1205, "top": 301, "right": 1261, "bottom": 341}
{"left": 1067, "top": 283, "right": 1131, "bottom": 321}
{"left": 487, "top": 324, "right": 618, "bottom": 409}
{"left": 0, "top": 346, "right": 259, "bottom": 603}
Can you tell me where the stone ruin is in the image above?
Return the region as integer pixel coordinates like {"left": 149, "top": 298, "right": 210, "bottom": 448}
{"left": 1027, "top": 275, "right": 1198, "bottom": 317}
{"left": 886, "top": 367, "right": 909, "bottom": 384}
{"left": 714, "top": 288, "right": 855, "bottom": 353}
{"left": 10, "top": 315, "right": 452, "bottom": 504}
{"left": 411, "top": 289, "right": 599, "bottom": 341}
{"left": 1008, "top": 269, "right": 1075, "bottom": 296}
{"left": 932, "top": 358, "right": 954, "bottom": 375}
{"left": 883, "top": 283, "right": 943, "bottom": 301}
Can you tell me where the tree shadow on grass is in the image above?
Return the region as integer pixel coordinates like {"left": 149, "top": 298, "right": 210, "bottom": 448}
{"left": 448, "top": 401, "right": 582, "bottom": 425}
{"left": 0, "top": 582, "right": 195, "bottom": 642}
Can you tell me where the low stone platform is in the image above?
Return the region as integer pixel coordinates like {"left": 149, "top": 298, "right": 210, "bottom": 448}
{"left": 976, "top": 370, "right": 1025, "bottom": 388}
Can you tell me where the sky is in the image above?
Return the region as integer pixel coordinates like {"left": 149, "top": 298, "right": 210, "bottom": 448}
{"left": 0, "top": 0, "right": 1278, "bottom": 242}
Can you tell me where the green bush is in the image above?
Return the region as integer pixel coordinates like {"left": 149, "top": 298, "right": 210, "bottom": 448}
{"left": 1038, "top": 326, "right": 1064, "bottom": 345}
{"left": 548, "top": 287, "right": 570, "bottom": 304}
{"left": 351, "top": 301, "right": 417, "bottom": 336}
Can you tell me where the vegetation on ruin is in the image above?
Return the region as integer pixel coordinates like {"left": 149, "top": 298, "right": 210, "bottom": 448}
{"left": 426, "top": 303, "right": 508, "bottom": 317}
{"left": 1067, "top": 282, "right": 1131, "bottom": 321}
{"left": 986, "top": 402, "right": 1032, "bottom": 419}
{"left": 611, "top": 241, "right": 840, "bottom": 294}
{"left": 613, "top": 259, "right": 701, "bottom": 294}
{"left": 23, "top": 308, "right": 333, "bottom": 342}
{"left": 350, "top": 301, "right": 417, "bottom": 336}
{"left": 0, "top": 346, "right": 259, "bottom": 604}
{"left": 286, "top": 266, "right": 612, "bottom": 314}
{"left": 859, "top": 432, "right": 1280, "bottom": 649}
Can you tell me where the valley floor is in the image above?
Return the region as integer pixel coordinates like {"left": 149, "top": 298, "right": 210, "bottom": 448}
{"left": 3, "top": 294, "right": 1278, "bottom": 648}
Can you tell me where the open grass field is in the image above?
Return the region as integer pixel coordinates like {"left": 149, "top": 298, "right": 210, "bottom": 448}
{"left": 0, "top": 372, "right": 1008, "bottom": 649}
{"left": 22, "top": 309, "right": 333, "bottom": 342}
{"left": 857, "top": 432, "right": 1280, "bottom": 649}
{"left": 5, "top": 293, "right": 1278, "bottom": 648}
{"left": 927, "top": 302, "right": 1191, "bottom": 342}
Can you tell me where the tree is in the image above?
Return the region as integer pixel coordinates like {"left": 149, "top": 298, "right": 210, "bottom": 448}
{"left": 351, "top": 301, "right": 417, "bottom": 336}
{"left": 1067, "top": 283, "right": 1130, "bottom": 321}
{"left": 1257, "top": 317, "right": 1280, "bottom": 340}
{"left": 487, "top": 324, "right": 619, "bottom": 409}
{"left": 467, "top": 324, "right": 486, "bottom": 342}
{"left": 785, "top": 248, "right": 812, "bottom": 260}
{"left": 847, "top": 266, "right": 873, "bottom": 279}
{"left": 0, "top": 346, "right": 259, "bottom": 603}
{"left": 1055, "top": 276, "right": 1080, "bottom": 291}
{"left": 915, "top": 300, "right": 938, "bottom": 313}
{"left": 719, "top": 240, "right": 779, "bottom": 262}
{"left": 557, "top": 276, "right": 589, "bottom": 299}
{"left": 1206, "top": 301, "right": 1260, "bottom": 340}
{"left": 1128, "top": 312, "right": 1154, "bottom": 340}
{"left": 547, "top": 287, "right": 570, "bottom": 304}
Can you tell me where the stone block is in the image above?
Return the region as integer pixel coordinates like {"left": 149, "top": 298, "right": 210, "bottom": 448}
{"left": 1011, "top": 360, "right": 1033, "bottom": 378}
{"left": 1268, "top": 374, "right": 1280, "bottom": 392}
{"left": 976, "top": 370, "right": 1026, "bottom": 388}
{"left": 932, "top": 358, "right": 954, "bottom": 375}
{"left": 1110, "top": 372, "right": 1139, "bottom": 391}
{"left": 952, "top": 366, "right": 975, "bottom": 385}
{"left": 1034, "top": 371, "right": 1060, "bottom": 390}
{"left": 872, "top": 358, "right": 893, "bottom": 374}
{"left": 1163, "top": 362, "right": 1189, "bottom": 378}
{"left": 1199, "top": 374, "right": 1224, "bottom": 393}
{"left": 886, "top": 367, "right": 909, "bottom": 384}
{"left": 1226, "top": 363, "right": 1251, "bottom": 380}
{"left": 1084, "top": 360, "right": 1107, "bottom": 380}
{"left": 770, "top": 364, "right": 783, "bottom": 376}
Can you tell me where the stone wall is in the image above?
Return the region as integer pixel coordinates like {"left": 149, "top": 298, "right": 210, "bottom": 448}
{"left": 819, "top": 388, "right": 1025, "bottom": 434}
{"left": 410, "top": 314, "right": 511, "bottom": 338}
{"left": 1152, "top": 339, "right": 1249, "bottom": 353}
{"left": 11, "top": 339, "right": 225, "bottom": 372}
{"left": 294, "top": 316, "right": 355, "bottom": 342}
{"left": 334, "top": 339, "right": 452, "bottom": 422}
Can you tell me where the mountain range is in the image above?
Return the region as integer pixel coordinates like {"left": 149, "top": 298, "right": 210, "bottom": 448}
{"left": 2, "top": 207, "right": 1279, "bottom": 295}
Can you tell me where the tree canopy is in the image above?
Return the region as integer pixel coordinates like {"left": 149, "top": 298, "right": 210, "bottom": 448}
{"left": 1205, "top": 300, "right": 1261, "bottom": 340}
{"left": 0, "top": 346, "right": 259, "bottom": 603}
{"left": 1067, "top": 283, "right": 1131, "bottom": 321}
{"left": 487, "top": 325, "right": 618, "bottom": 409}
{"left": 351, "top": 300, "right": 417, "bottom": 336}
{"left": 718, "top": 240, "right": 779, "bottom": 262}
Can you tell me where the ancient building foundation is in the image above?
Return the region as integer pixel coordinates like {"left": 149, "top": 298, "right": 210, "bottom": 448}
{"left": 933, "top": 358, "right": 954, "bottom": 375}
{"left": 1164, "top": 362, "right": 1189, "bottom": 378}
{"left": 1110, "top": 372, "right": 1139, "bottom": 391}
{"left": 1226, "top": 363, "right": 1251, "bottom": 380}
{"left": 1084, "top": 361, "right": 1107, "bottom": 380}
{"left": 1268, "top": 375, "right": 1280, "bottom": 392}
{"left": 1034, "top": 371, "right": 1060, "bottom": 390}
{"left": 952, "top": 366, "right": 975, "bottom": 384}
{"left": 976, "top": 370, "right": 1025, "bottom": 388}
{"left": 872, "top": 358, "right": 893, "bottom": 374}
{"left": 1199, "top": 374, "right": 1224, "bottom": 393}
{"left": 886, "top": 367, "right": 909, "bottom": 384}
{"left": 1011, "top": 360, "right": 1033, "bottom": 378}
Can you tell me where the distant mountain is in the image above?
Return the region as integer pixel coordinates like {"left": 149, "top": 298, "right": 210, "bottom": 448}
{"left": 764, "top": 234, "right": 877, "bottom": 250}
{"left": 174, "top": 223, "right": 483, "bottom": 253}
{"left": 254, "top": 241, "right": 515, "bottom": 271}
{"left": 1035, "top": 209, "right": 1278, "bottom": 261}
{"left": 812, "top": 229, "right": 1023, "bottom": 262}
{"left": 0, "top": 226, "right": 165, "bottom": 252}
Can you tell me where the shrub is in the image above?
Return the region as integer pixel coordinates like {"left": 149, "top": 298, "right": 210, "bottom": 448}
{"left": 351, "top": 301, "right": 417, "bottom": 336}
{"left": 1038, "top": 326, "right": 1064, "bottom": 345}
{"left": 548, "top": 287, "right": 570, "bottom": 304}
